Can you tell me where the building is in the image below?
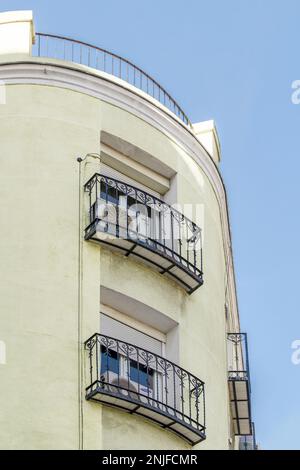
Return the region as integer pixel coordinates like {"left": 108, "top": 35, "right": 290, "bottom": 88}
{"left": 0, "top": 10, "right": 256, "bottom": 450}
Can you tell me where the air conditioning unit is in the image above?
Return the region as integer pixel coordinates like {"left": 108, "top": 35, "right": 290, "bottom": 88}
{"left": 100, "top": 371, "right": 137, "bottom": 394}
{"left": 100, "top": 371, "right": 153, "bottom": 400}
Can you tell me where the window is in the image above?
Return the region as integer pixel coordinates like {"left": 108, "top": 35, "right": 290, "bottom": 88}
{"left": 129, "top": 360, "right": 154, "bottom": 390}
{"left": 100, "top": 346, "right": 119, "bottom": 375}
{"left": 100, "top": 348, "right": 156, "bottom": 397}
{"left": 100, "top": 182, "right": 119, "bottom": 205}
{"left": 96, "top": 179, "right": 158, "bottom": 244}
{"left": 100, "top": 313, "right": 164, "bottom": 398}
{"left": 93, "top": 164, "right": 165, "bottom": 246}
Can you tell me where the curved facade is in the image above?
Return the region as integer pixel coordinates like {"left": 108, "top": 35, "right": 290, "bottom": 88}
{"left": 0, "top": 11, "right": 254, "bottom": 450}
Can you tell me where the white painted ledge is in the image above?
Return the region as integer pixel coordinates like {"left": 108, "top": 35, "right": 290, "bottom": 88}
{"left": 0, "top": 10, "right": 35, "bottom": 55}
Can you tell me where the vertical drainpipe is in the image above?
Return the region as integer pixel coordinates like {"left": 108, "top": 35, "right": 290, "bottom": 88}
{"left": 77, "top": 157, "right": 84, "bottom": 450}
{"left": 77, "top": 154, "right": 101, "bottom": 450}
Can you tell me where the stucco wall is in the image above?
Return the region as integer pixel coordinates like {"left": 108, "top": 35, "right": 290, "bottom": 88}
{"left": 0, "top": 84, "right": 102, "bottom": 449}
{"left": 0, "top": 80, "right": 230, "bottom": 449}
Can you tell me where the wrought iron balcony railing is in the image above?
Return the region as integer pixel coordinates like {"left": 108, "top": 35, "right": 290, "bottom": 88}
{"left": 227, "top": 333, "right": 252, "bottom": 436}
{"left": 84, "top": 174, "right": 203, "bottom": 294}
{"left": 33, "top": 33, "right": 191, "bottom": 127}
{"left": 85, "top": 333, "right": 206, "bottom": 445}
{"left": 239, "top": 422, "right": 258, "bottom": 450}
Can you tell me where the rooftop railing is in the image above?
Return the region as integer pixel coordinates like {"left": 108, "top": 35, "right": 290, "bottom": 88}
{"left": 33, "top": 33, "right": 191, "bottom": 127}
{"left": 85, "top": 333, "right": 206, "bottom": 445}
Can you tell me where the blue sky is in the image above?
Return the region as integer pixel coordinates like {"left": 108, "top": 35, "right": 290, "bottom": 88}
{"left": 2, "top": 0, "right": 300, "bottom": 449}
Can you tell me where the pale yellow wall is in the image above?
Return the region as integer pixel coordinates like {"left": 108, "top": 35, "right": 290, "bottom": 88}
{"left": 0, "top": 81, "right": 230, "bottom": 450}
{"left": 102, "top": 407, "right": 190, "bottom": 450}
{"left": 0, "top": 84, "right": 102, "bottom": 449}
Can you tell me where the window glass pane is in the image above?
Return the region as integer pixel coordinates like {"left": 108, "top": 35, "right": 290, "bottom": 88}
{"left": 127, "top": 195, "right": 136, "bottom": 207}
{"left": 129, "top": 359, "right": 154, "bottom": 389}
{"left": 100, "top": 346, "right": 119, "bottom": 375}
{"left": 100, "top": 182, "right": 120, "bottom": 205}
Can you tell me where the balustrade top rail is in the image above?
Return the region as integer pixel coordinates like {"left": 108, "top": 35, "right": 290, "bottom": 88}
{"left": 33, "top": 33, "right": 191, "bottom": 127}
{"left": 85, "top": 332, "right": 206, "bottom": 444}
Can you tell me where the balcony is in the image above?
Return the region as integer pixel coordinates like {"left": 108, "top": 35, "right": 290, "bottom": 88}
{"left": 33, "top": 33, "right": 191, "bottom": 127}
{"left": 227, "top": 333, "right": 252, "bottom": 436}
{"left": 85, "top": 333, "right": 206, "bottom": 445}
{"left": 84, "top": 174, "right": 203, "bottom": 294}
{"left": 239, "top": 422, "right": 258, "bottom": 450}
